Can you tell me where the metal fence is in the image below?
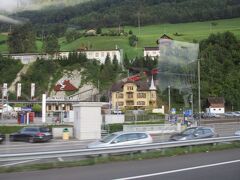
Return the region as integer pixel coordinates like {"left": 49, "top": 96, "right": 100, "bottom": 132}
{"left": 123, "top": 124, "right": 181, "bottom": 134}
{"left": 0, "top": 136, "right": 239, "bottom": 162}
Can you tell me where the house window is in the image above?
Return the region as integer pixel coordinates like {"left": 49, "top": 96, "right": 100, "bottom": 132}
{"left": 137, "top": 93, "right": 146, "bottom": 98}
{"left": 126, "top": 101, "right": 134, "bottom": 106}
{"left": 116, "top": 93, "right": 123, "bottom": 98}
{"left": 118, "top": 102, "right": 124, "bottom": 106}
{"left": 127, "top": 93, "right": 133, "bottom": 98}
{"left": 127, "top": 86, "right": 133, "bottom": 91}
{"left": 95, "top": 52, "right": 99, "bottom": 58}
{"left": 101, "top": 52, "right": 105, "bottom": 57}
{"left": 56, "top": 105, "right": 59, "bottom": 111}
{"left": 48, "top": 105, "right": 51, "bottom": 111}
{"left": 137, "top": 101, "right": 145, "bottom": 105}
{"left": 88, "top": 52, "right": 92, "bottom": 56}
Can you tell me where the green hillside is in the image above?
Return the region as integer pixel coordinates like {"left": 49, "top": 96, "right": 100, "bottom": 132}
{"left": 60, "top": 18, "right": 240, "bottom": 58}
{"left": 0, "top": 34, "right": 8, "bottom": 53}
{"left": 1, "top": 17, "right": 240, "bottom": 58}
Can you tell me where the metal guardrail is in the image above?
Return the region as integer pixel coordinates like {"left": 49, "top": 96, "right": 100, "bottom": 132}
{"left": 0, "top": 136, "right": 239, "bottom": 162}
{"left": 123, "top": 124, "right": 180, "bottom": 134}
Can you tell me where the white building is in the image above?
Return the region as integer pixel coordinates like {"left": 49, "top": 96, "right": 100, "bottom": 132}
{"left": 3, "top": 53, "right": 49, "bottom": 64}
{"left": 78, "top": 49, "right": 122, "bottom": 64}
{"left": 143, "top": 47, "right": 160, "bottom": 58}
{"left": 56, "top": 49, "right": 122, "bottom": 64}
{"left": 143, "top": 34, "right": 173, "bottom": 59}
{"left": 206, "top": 97, "right": 225, "bottom": 114}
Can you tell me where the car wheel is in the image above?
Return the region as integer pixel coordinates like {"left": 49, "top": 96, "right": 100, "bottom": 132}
{"left": 28, "top": 137, "right": 35, "bottom": 143}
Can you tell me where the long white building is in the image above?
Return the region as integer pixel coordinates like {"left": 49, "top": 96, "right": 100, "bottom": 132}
{"left": 4, "top": 48, "right": 123, "bottom": 65}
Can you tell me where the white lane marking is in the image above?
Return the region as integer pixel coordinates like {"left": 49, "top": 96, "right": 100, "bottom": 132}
{"left": 0, "top": 159, "right": 40, "bottom": 167}
{"left": 113, "top": 159, "right": 240, "bottom": 180}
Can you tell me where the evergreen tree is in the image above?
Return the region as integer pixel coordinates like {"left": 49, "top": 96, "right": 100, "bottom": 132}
{"left": 112, "top": 55, "right": 119, "bottom": 71}
{"left": 8, "top": 23, "right": 37, "bottom": 53}
{"left": 200, "top": 32, "right": 240, "bottom": 110}
{"left": 42, "top": 34, "right": 60, "bottom": 55}
{"left": 123, "top": 54, "right": 131, "bottom": 69}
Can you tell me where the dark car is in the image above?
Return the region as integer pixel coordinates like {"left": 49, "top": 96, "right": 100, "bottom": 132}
{"left": 0, "top": 133, "right": 5, "bottom": 143}
{"left": 10, "top": 127, "right": 53, "bottom": 143}
{"left": 169, "top": 127, "right": 217, "bottom": 141}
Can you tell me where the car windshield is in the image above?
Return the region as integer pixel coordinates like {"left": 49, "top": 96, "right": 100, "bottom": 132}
{"left": 100, "top": 133, "right": 118, "bottom": 143}
{"left": 40, "top": 128, "right": 50, "bottom": 132}
{"left": 182, "top": 128, "right": 196, "bottom": 135}
{"left": 21, "top": 128, "right": 38, "bottom": 133}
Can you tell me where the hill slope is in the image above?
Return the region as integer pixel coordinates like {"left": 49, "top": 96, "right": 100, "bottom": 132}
{"left": 57, "top": 18, "right": 240, "bottom": 58}
{"left": 17, "top": 0, "right": 240, "bottom": 28}
{"left": 1, "top": 17, "right": 240, "bottom": 57}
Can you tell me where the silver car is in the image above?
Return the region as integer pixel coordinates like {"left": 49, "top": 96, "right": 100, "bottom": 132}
{"left": 169, "top": 127, "right": 217, "bottom": 141}
{"left": 87, "top": 131, "right": 153, "bottom": 148}
{"left": 234, "top": 130, "right": 240, "bottom": 136}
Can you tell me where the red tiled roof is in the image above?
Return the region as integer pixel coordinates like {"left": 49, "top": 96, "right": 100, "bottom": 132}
{"left": 207, "top": 97, "right": 225, "bottom": 107}
{"left": 156, "top": 34, "right": 173, "bottom": 44}
{"left": 54, "top": 80, "right": 78, "bottom": 91}
{"left": 111, "top": 80, "right": 150, "bottom": 92}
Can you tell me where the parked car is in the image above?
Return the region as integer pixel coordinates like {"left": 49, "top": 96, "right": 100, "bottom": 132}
{"left": 224, "top": 112, "right": 239, "bottom": 117}
{"left": 10, "top": 127, "right": 53, "bottom": 143}
{"left": 0, "top": 133, "right": 5, "bottom": 143}
{"left": 169, "top": 127, "right": 217, "bottom": 141}
{"left": 234, "top": 130, "right": 240, "bottom": 136}
{"left": 87, "top": 131, "right": 153, "bottom": 148}
{"left": 202, "top": 113, "right": 220, "bottom": 118}
{"left": 232, "top": 112, "right": 240, "bottom": 117}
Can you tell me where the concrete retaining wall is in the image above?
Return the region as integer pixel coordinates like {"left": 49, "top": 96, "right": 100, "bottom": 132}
{"left": 52, "top": 127, "right": 73, "bottom": 138}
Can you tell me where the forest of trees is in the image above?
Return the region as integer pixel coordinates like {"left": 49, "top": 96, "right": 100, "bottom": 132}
{"left": 14, "top": 0, "right": 240, "bottom": 31}
{"left": 199, "top": 31, "right": 240, "bottom": 110}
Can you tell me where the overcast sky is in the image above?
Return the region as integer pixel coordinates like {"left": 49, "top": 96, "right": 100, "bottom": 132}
{"left": 0, "top": 0, "right": 18, "bottom": 12}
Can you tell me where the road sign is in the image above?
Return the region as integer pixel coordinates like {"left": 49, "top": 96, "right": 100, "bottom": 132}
{"left": 184, "top": 109, "right": 192, "bottom": 117}
{"left": 21, "top": 107, "right": 32, "bottom": 112}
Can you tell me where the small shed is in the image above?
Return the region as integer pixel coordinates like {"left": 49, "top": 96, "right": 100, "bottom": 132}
{"left": 206, "top": 97, "right": 225, "bottom": 114}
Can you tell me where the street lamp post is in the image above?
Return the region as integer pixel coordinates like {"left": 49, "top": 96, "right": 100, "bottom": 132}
{"left": 1, "top": 86, "right": 6, "bottom": 121}
{"left": 190, "top": 93, "right": 193, "bottom": 120}
{"left": 61, "top": 104, "right": 65, "bottom": 124}
{"left": 1, "top": 87, "right": 4, "bottom": 120}
{"left": 198, "top": 59, "right": 201, "bottom": 125}
{"left": 168, "top": 85, "right": 171, "bottom": 113}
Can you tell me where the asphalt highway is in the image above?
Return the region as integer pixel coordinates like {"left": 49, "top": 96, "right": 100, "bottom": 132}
{"left": 0, "top": 148, "right": 239, "bottom": 180}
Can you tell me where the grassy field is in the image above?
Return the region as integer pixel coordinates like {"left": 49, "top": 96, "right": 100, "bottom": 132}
{"left": 1, "top": 17, "right": 240, "bottom": 58}
{"left": 61, "top": 17, "right": 240, "bottom": 58}
{"left": 0, "top": 34, "right": 8, "bottom": 53}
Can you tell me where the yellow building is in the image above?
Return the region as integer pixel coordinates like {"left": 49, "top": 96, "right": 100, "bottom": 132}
{"left": 111, "top": 78, "right": 157, "bottom": 110}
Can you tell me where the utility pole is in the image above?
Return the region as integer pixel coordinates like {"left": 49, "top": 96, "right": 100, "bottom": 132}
{"left": 1, "top": 87, "right": 3, "bottom": 121}
{"left": 168, "top": 85, "right": 171, "bottom": 113}
{"left": 138, "top": 12, "right": 141, "bottom": 36}
{"left": 198, "top": 59, "right": 201, "bottom": 125}
{"left": 191, "top": 93, "right": 193, "bottom": 119}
